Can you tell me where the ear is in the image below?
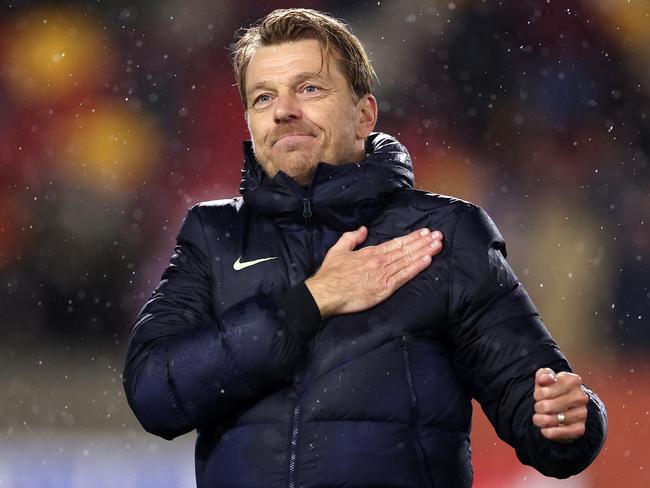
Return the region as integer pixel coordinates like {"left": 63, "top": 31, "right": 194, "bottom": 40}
{"left": 355, "top": 94, "right": 378, "bottom": 140}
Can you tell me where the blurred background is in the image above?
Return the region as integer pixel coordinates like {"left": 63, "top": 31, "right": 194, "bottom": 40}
{"left": 1, "top": 0, "right": 648, "bottom": 486}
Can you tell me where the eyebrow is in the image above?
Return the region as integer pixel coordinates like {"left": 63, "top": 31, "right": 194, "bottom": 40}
{"left": 246, "top": 71, "right": 331, "bottom": 96}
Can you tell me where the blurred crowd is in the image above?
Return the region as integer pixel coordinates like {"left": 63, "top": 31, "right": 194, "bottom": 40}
{"left": 3, "top": 0, "right": 648, "bottom": 356}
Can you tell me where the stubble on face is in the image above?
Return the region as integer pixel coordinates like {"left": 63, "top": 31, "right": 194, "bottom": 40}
{"left": 258, "top": 121, "right": 322, "bottom": 186}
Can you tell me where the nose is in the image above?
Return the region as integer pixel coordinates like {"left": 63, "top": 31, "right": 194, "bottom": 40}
{"left": 273, "top": 91, "right": 302, "bottom": 123}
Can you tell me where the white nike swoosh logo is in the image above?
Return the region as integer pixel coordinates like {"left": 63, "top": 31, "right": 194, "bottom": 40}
{"left": 233, "top": 256, "right": 279, "bottom": 270}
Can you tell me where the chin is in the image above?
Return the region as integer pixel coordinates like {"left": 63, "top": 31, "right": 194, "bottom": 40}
{"left": 284, "top": 163, "right": 317, "bottom": 186}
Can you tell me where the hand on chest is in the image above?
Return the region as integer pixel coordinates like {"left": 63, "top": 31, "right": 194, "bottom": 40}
{"left": 214, "top": 220, "right": 450, "bottom": 342}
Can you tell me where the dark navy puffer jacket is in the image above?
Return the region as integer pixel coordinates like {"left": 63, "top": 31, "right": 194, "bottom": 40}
{"left": 123, "top": 133, "right": 606, "bottom": 488}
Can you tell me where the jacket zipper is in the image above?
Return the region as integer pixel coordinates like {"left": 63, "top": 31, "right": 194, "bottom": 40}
{"left": 287, "top": 199, "right": 313, "bottom": 488}
{"left": 287, "top": 359, "right": 313, "bottom": 488}
{"left": 287, "top": 402, "right": 301, "bottom": 488}
{"left": 401, "top": 336, "right": 434, "bottom": 488}
{"left": 302, "top": 198, "right": 312, "bottom": 224}
{"left": 286, "top": 167, "right": 320, "bottom": 488}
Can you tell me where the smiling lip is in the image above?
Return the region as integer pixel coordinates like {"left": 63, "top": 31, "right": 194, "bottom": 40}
{"left": 273, "top": 133, "right": 314, "bottom": 146}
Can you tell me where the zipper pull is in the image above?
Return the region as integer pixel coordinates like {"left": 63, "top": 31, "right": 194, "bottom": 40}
{"left": 302, "top": 198, "right": 312, "bottom": 224}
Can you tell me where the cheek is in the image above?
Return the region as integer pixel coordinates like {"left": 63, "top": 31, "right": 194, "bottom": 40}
{"left": 331, "top": 111, "right": 357, "bottom": 142}
{"left": 337, "top": 104, "right": 358, "bottom": 130}
{"left": 321, "top": 105, "right": 356, "bottom": 138}
{"left": 247, "top": 114, "right": 268, "bottom": 141}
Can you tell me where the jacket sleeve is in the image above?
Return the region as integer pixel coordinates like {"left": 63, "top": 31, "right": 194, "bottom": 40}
{"left": 122, "top": 205, "right": 321, "bottom": 440}
{"left": 447, "top": 204, "right": 607, "bottom": 478}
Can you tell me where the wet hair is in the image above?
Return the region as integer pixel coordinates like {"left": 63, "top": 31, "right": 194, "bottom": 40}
{"left": 231, "top": 8, "right": 377, "bottom": 108}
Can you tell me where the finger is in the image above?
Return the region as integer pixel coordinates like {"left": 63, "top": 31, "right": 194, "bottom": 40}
{"left": 532, "top": 406, "right": 588, "bottom": 429}
{"left": 540, "top": 422, "right": 586, "bottom": 442}
{"left": 534, "top": 388, "right": 589, "bottom": 415}
{"left": 331, "top": 226, "right": 368, "bottom": 252}
{"left": 535, "top": 368, "right": 557, "bottom": 387}
{"left": 383, "top": 230, "right": 443, "bottom": 264}
{"left": 385, "top": 239, "right": 442, "bottom": 277}
{"left": 385, "top": 253, "right": 433, "bottom": 292}
{"left": 557, "top": 370, "right": 582, "bottom": 384}
{"left": 383, "top": 232, "right": 439, "bottom": 265}
{"left": 377, "top": 228, "right": 442, "bottom": 255}
{"left": 535, "top": 371, "right": 583, "bottom": 401}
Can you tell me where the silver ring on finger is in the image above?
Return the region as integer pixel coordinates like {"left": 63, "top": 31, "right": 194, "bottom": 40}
{"left": 556, "top": 411, "right": 566, "bottom": 427}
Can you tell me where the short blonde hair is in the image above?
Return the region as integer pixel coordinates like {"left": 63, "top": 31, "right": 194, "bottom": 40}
{"left": 231, "top": 8, "right": 377, "bottom": 107}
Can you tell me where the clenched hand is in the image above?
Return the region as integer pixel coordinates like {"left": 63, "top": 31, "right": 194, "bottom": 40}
{"left": 305, "top": 226, "right": 443, "bottom": 318}
{"left": 532, "top": 368, "right": 589, "bottom": 443}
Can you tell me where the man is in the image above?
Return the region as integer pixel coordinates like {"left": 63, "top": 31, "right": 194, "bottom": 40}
{"left": 123, "top": 8, "right": 607, "bottom": 487}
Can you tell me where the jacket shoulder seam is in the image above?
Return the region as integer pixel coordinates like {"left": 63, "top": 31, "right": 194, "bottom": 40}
{"left": 189, "top": 205, "right": 218, "bottom": 317}
{"left": 189, "top": 204, "right": 214, "bottom": 266}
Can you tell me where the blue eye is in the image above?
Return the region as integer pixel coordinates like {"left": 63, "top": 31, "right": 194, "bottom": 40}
{"left": 304, "top": 85, "right": 319, "bottom": 94}
{"left": 254, "top": 94, "right": 272, "bottom": 106}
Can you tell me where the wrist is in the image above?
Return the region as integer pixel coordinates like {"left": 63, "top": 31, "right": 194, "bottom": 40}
{"left": 305, "top": 276, "right": 338, "bottom": 319}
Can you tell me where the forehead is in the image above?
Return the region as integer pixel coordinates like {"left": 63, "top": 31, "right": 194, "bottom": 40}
{"left": 245, "top": 38, "right": 345, "bottom": 92}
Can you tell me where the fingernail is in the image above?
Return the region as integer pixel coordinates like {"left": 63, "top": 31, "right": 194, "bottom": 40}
{"left": 431, "top": 240, "right": 441, "bottom": 249}
{"left": 431, "top": 231, "right": 442, "bottom": 240}
{"left": 419, "top": 228, "right": 430, "bottom": 236}
{"left": 421, "top": 255, "right": 431, "bottom": 262}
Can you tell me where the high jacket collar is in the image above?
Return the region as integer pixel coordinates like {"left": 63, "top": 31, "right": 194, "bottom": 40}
{"left": 240, "top": 132, "right": 414, "bottom": 231}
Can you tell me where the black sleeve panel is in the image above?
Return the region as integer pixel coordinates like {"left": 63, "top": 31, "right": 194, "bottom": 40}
{"left": 275, "top": 281, "right": 323, "bottom": 342}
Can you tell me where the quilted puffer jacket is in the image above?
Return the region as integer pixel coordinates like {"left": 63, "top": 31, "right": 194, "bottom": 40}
{"left": 123, "top": 132, "right": 606, "bottom": 488}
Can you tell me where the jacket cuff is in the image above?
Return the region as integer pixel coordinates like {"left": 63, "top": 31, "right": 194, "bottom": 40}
{"left": 275, "top": 282, "right": 322, "bottom": 342}
{"left": 522, "top": 385, "right": 607, "bottom": 478}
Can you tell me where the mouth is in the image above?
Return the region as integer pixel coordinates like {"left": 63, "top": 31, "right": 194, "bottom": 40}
{"left": 272, "top": 133, "right": 316, "bottom": 148}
